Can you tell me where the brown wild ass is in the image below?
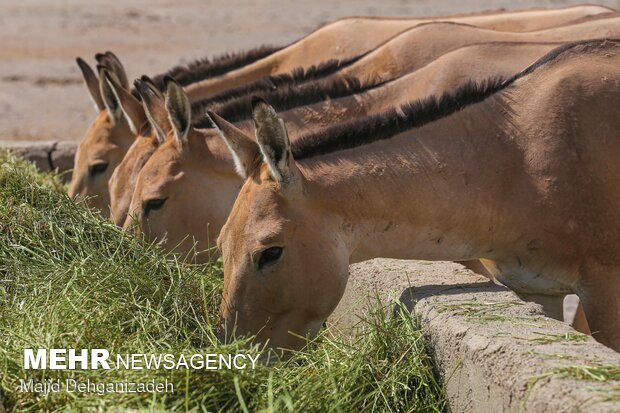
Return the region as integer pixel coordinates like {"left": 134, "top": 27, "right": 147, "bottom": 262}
{"left": 69, "top": 55, "right": 134, "bottom": 212}
{"left": 185, "top": 5, "right": 614, "bottom": 100}
{"left": 119, "top": 41, "right": 595, "bottom": 331}
{"left": 120, "top": 41, "right": 592, "bottom": 336}
{"left": 211, "top": 40, "right": 620, "bottom": 351}
{"left": 69, "top": 6, "right": 612, "bottom": 212}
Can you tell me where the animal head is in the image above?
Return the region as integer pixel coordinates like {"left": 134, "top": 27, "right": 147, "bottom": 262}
{"left": 213, "top": 98, "right": 350, "bottom": 350}
{"left": 68, "top": 53, "right": 142, "bottom": 212}
{"left": 108, "top": 77, "right": 166, "bottom": 226}
{"left": 123, "top": 79, "right": 240, "bottom": 262}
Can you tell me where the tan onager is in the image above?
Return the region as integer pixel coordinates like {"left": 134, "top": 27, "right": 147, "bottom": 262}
{"left": 122, "top": 41, "right": 592, "bottom": 333}
{"left": 212, "top": 40, "right": 620, "bottom": 352}
{"left": 69, "top": 5, "right": 612, "bottom": 211}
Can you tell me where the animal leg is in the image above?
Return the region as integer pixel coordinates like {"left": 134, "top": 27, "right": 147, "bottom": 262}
{"left": 568, "top": 299, "right": 591, "bottom": 334}
{"left": 516, "top": 292, "right": 565, "bottom": 321}
{"left": 577, "top": 268, "right": 620, "bottom": 352}
{"left": 457, "top": 260, "right": 493, "bottom": 278}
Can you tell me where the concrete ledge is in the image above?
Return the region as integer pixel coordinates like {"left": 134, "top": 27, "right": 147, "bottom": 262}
{"left": 0, "top": 140, "right": 76, "bottom": 181}
{"left": 401, "top": 272, "right": 620, "bottom": 412}
{"left": 334, "top": 259, "right": 619, "bottom": 413}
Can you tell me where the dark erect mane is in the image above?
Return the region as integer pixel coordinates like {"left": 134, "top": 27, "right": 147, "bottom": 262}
{"left": 290, "top": 39, "right": 618, "bottom": 160}
{"left": 193, "top": 74, "right": 375, "bottom": 128}
{"left": 190, "top": 55, "right": 363, "bottom": 113}
{"left": 149, "top": 45, "right": 281, "bottom": 90}
{"left": 290, "top": 77, "right": 509, "bottom": 159}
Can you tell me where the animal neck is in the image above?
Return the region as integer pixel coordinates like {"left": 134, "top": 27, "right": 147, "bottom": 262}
{"left": 299, "top": 94, "right": 516, "bottom": 264}
{"left": 195, "top": 128, "right": 239, "bottom": 177}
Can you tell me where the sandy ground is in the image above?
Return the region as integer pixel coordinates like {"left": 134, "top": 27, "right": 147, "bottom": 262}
{"left": 1, "top": 0, "right": 618, "bottom": 142}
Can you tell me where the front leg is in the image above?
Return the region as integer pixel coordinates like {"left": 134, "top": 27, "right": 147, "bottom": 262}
{"left": 577, "top": 264, "right": 620, "bottom": 352}
{"left": 517, "top": 292, "right": 565, "bottom": 321}
{"left": 569, "top": 299, "right": 591, "bottom": 334}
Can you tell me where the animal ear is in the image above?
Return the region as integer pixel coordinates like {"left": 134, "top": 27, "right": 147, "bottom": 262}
{"left": 164, "top": 77, "right": 191, "bottom": 152}
{"left": 95, "top": 51, "right": 129, "bottom": 88}
{"left": 207, "top": 110, "right": 260, "bottom": 179}
{"left": 135, "top": 77, "right": 169, "bottom": 143}
{"left": 76, "top": 57, "right": 105, "bottom": 111}
{"left": 102, "top": 70, "right": 145, "bottom": 135}
{"left": 140, "top": 75, "right": 164, "bottom": 99}
{"left": 252, "top": 97, "right": 293, "bottom": 182}
{"left": 97, "top": 66, "right": 123, "bottom": 124}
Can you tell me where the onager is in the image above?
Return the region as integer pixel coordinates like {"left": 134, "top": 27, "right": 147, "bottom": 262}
{"left": 212, "top": 40, "right": 620, "bottom": 351}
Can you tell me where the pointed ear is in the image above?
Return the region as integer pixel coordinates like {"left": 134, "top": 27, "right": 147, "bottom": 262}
{"left": 97, "top": 66, "right": 123, "bottom": 124}
{"left": 252, "top": 97, "right": 293, "bottom": 182}
{"left": 164, "top": 77, "right": 191, "bottom": 152}
{"left": 140, "top": 75, "right": 164, "bottom": 99}
{"left": 102, "top": 70, "right": 145, "bottom": 135}
{"left": 207, "top": 110, "right": 260, "bottom": 179}
{"left": 95, "top": 51, "right": 129, "bottom": 88}
{"left": 76, "top": 57, "right": 104, "bottom": 111}
{"left": 135, "top": 77, "right": 169, "bottom": 143}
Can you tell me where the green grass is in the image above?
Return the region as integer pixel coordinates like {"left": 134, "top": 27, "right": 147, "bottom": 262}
{"left": 526, "top": 362, "right": 620, "bottom": 407}
{"left": 0, "top": 150, "right": 444, "bottom": 412}
{"left": 524, "top": 332, "right": 588, "bottom": 345}
{"left": 435, "top": 300, "right": 542, "bottom": 326}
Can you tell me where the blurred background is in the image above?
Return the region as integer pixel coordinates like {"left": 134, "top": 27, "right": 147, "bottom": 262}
{"left": 1, "top": 0, "right": 618, "bottom": 142}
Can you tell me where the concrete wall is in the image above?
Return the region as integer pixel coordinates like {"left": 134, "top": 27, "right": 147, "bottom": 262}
{"left": 0, "top": 140, "right": 76, "bottom": 182}
{"left": 337, "top": 259, "right": 620, "bottom": 413}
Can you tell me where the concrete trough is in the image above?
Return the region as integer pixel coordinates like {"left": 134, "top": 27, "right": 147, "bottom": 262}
{"left": 334, "top": 259, "right": 620, "bottom": 413}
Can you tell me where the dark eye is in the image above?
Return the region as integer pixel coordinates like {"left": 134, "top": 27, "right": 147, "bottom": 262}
{"left": 144, "top": 198, "right": 167, "bottom": 217}
{"left": 258, "top": 246, "right": 283, "bottom": 271}
{"left": 89, "top": 162, "right": 109, "bottom": 177}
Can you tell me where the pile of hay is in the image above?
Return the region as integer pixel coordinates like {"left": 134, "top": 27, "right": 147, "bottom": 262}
{"left": 0, "top": 150, "right": 444, "bottom": 412}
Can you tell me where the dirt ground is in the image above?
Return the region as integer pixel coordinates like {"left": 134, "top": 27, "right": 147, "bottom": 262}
{"left": 1, "top": 0, "right": 618, "bottom": 142}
